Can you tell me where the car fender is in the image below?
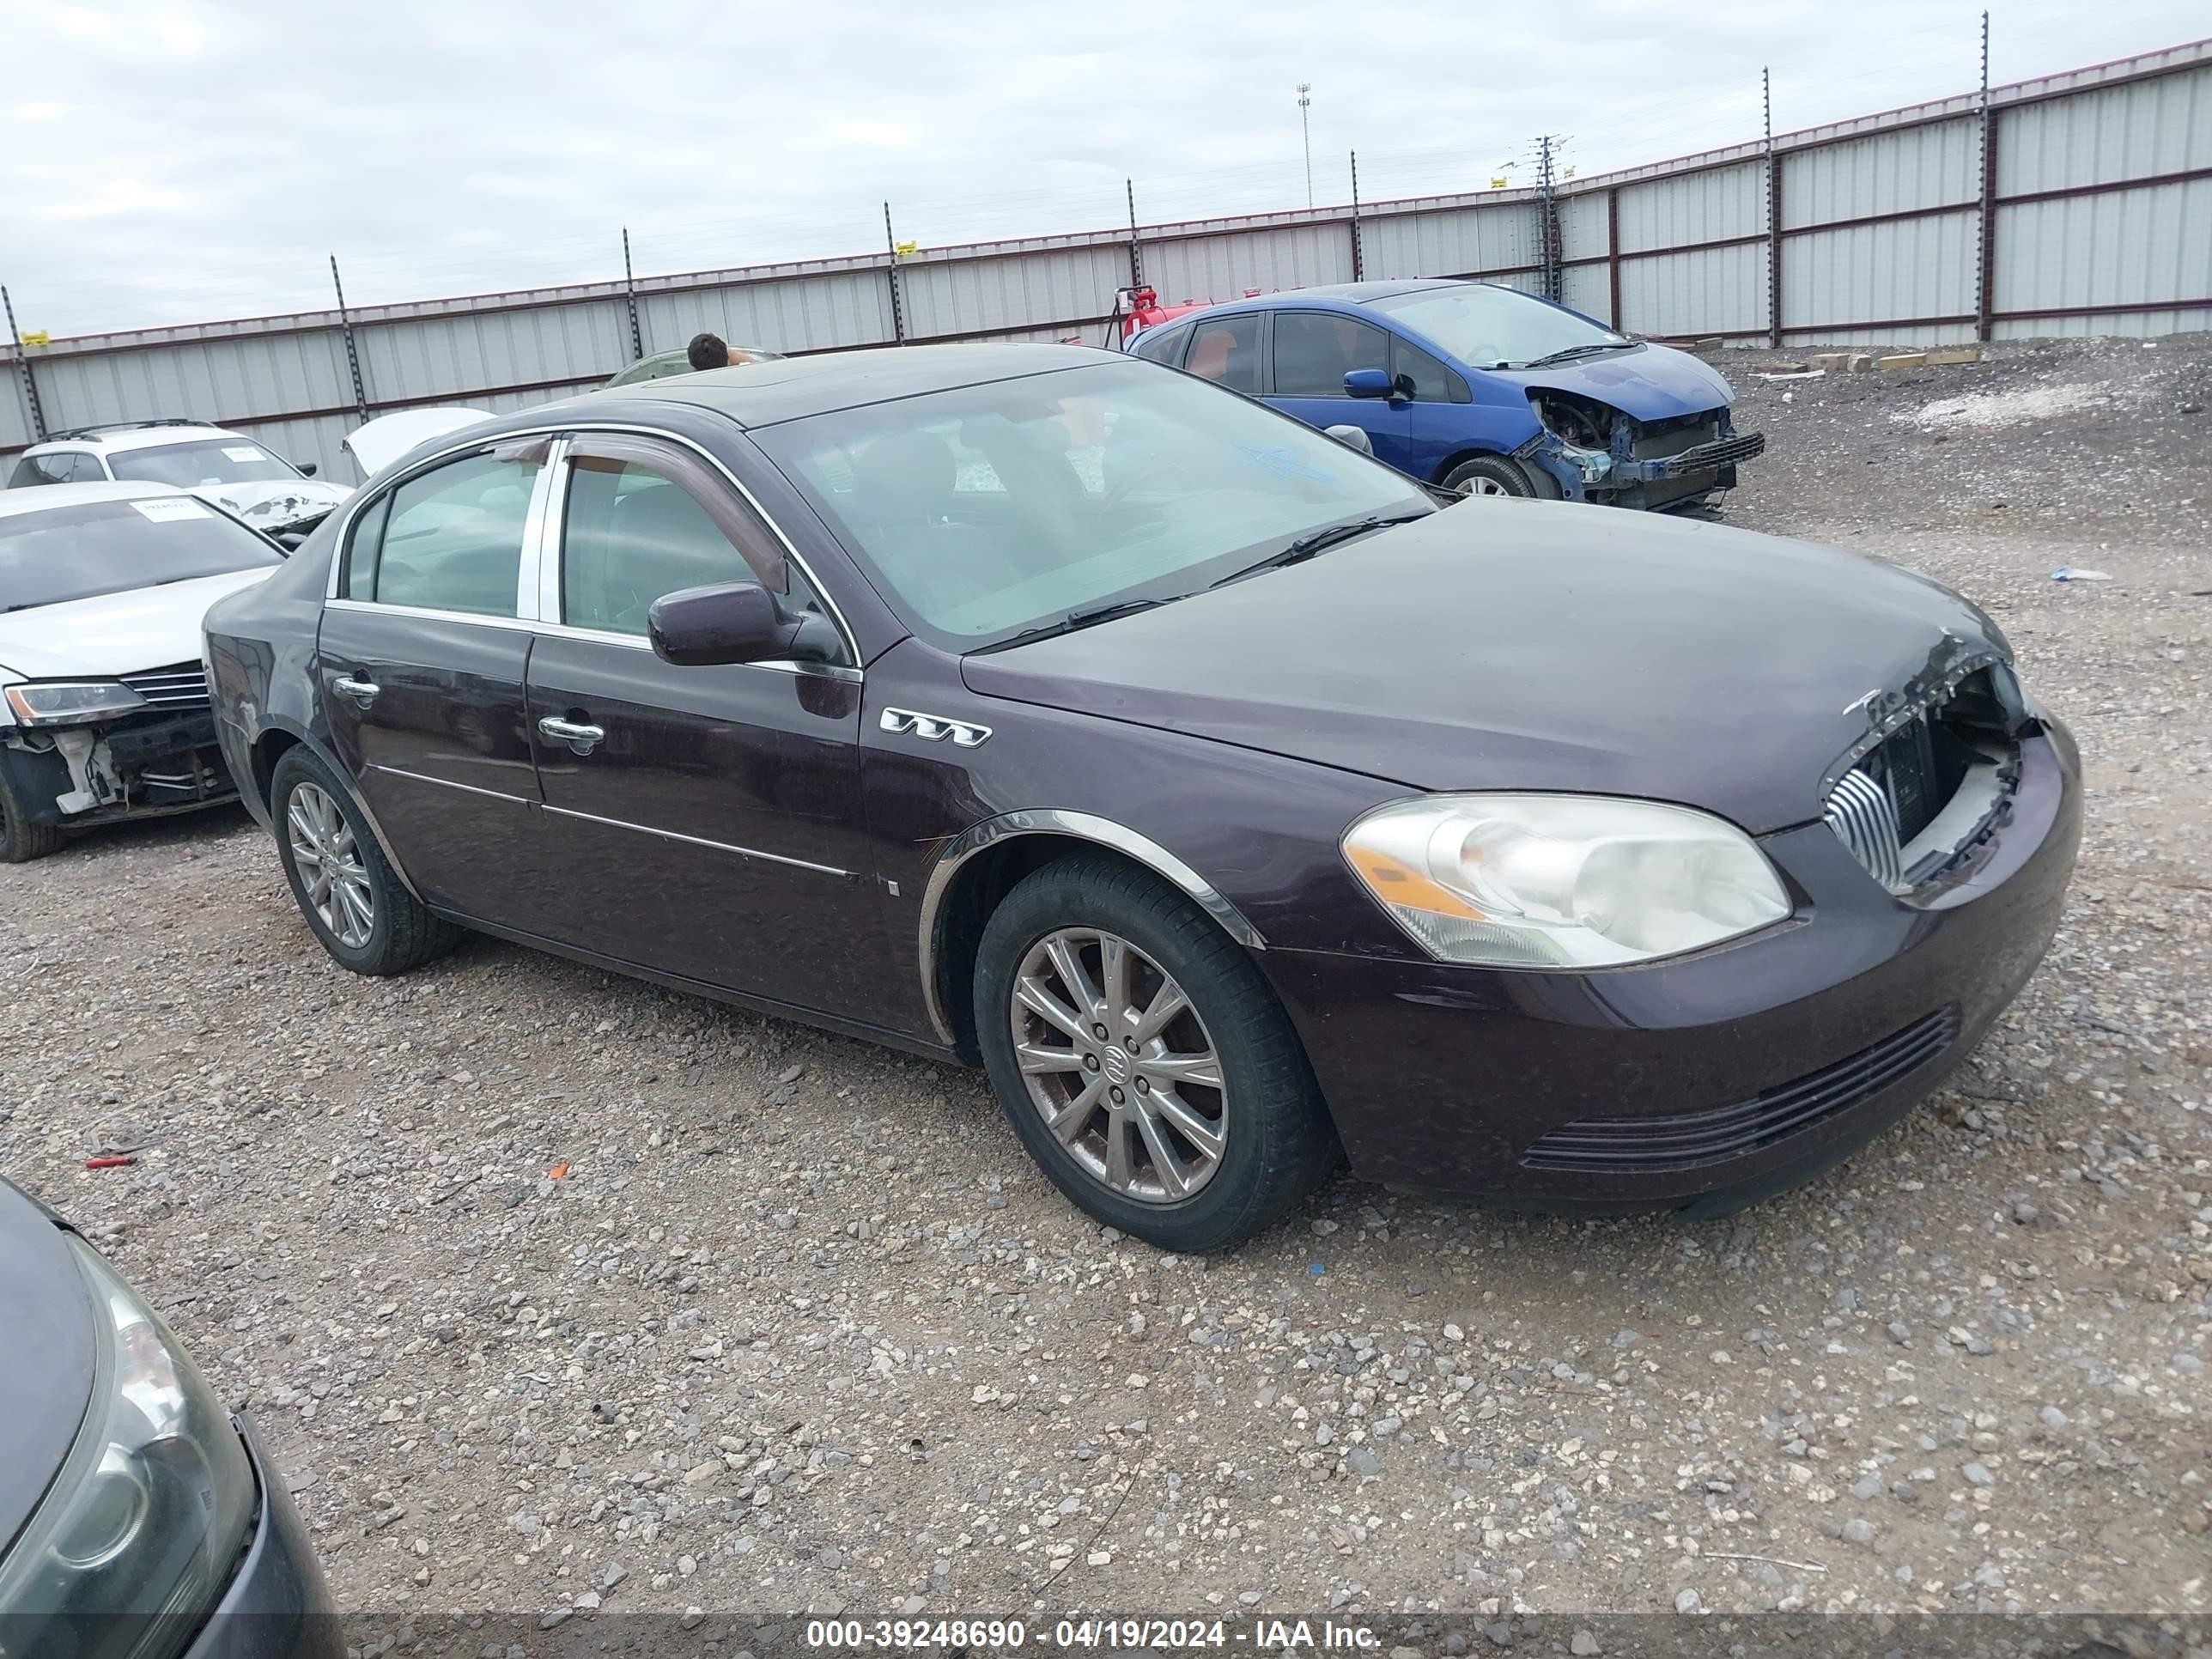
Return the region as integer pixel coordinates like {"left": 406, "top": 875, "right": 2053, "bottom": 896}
{"left": 233, "top": 711, "right": 428, "bottom": 906}
{"left": 915, "top": 807, "right": 1267, "bottom": 1044}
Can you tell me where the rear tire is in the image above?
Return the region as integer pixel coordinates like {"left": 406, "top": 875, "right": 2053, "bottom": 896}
{"left": 270, "top": 747, "right": 457, "bottom": 975}
{"left": 974, "top": 854, "right": 1338, "bottom": 1251}
{"left": 0, "top": 759, "right": 65, "bottom": 863}
{"left": 1441, "top": 454, "right": 1549, "bottom": 498}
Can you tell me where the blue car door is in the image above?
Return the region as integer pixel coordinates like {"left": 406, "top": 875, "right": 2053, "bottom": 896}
{"left": 1264, "top": 310, "right": 1409, "bottom": 468}
{"left": 1391, "top": 332, "right": 1486, "bottom": 487}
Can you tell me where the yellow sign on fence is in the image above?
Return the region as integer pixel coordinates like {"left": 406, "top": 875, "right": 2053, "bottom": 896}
{"left": 19, "top": 330, "right": 48, "bottom": 347}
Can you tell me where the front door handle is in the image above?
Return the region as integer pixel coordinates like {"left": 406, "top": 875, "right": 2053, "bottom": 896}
{"left": 538, "top": 714, "right": 605, "bottom": 756}
{"left": 332, "top": 675, "right": 380, "bottom": 705}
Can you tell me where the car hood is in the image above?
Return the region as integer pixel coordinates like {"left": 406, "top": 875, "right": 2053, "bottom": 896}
{"left": 0, "top": 569, "right": 274, "bottom": 681}
{"left": 343, "top": 407, "right": 495, "bottom": 477}
{"left": 960, "top": 504, "right": 2007, "bottom": 836}
{"left": 1492, "top": 341, "right": 1735, "bottom": 420}
{"left": 192, "top": 478, "right": 353, "bottom": 532}
{"left": 0, "top": 1179, "right": 96, "bottom": 1553}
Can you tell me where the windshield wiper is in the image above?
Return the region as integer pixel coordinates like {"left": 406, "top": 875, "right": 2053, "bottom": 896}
{"left": 977, "top": 596, "right": 1172, "bottom": 653}
{"left": 1210, "top": 511, "right": 1431, "bottom": 589}
{"left": 1522, "top": 341, "right": 1632, "bottom": 368}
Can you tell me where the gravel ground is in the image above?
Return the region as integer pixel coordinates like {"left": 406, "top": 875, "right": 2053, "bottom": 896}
{"left": 2, "top": 334, "right": 2208, "bottom": 1636}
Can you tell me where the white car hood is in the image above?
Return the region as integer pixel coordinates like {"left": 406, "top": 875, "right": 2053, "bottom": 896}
{"left": 193, "top": 478, "right": 352, "bottom": 532}
{"left": 343, "top": 407, "right": 495, "bottom": 477}
{"left": 0, "top": 569, "right": 273, "bottom": 681}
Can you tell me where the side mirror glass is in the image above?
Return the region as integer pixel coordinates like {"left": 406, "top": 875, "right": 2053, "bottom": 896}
{"left": 297, "top": 461, "right": 319, "bottom": 477}
{"left": 1322, "top": 423, "right": 1374, "bottom": 456}
{"left": 647, "top": 581, "right": 834, "bottom": 667}
{"left": 1343, "top": 368, "right": 1394, "bottom": 399}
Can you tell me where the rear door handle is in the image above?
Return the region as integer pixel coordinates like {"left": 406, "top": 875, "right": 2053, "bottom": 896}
{"left": 538, "top": 714, "right": 605, "bottom": 756}
{"left": 332, "top": 675, "right": 380, "bottom": 705}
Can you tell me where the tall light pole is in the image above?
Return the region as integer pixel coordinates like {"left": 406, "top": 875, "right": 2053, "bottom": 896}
{"left": 1297, "top": 83, "right": 1313, "bottom": 207}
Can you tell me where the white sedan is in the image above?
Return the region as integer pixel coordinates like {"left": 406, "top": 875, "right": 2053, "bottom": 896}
{"left": 0, "top": 482, "right": 281, "bottom": 861}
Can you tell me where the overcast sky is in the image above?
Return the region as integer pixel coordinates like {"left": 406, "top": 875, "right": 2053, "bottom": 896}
{"left": 4, "top": 0, "right": 2206, "bottom": 338}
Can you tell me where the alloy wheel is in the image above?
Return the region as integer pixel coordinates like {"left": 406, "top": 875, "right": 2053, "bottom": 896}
{"left": 286, "top": 781, "right": 375, "bottom": 949}
{"left": 1008, "top": 927, "right": 1228, "bottom": 1203}
{"left": 1461, "top": 476, "right": 1512, "bottom": 496}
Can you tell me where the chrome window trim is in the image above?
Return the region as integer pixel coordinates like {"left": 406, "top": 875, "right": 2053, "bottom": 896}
{"left": 326, "top": 598, "right": 538, "bottom": 633}
{"left": 543, "top": 804, "right": 853, "bottom": 878}
{"left": 914, "top": 809, "right": 1267, "bottom": 1045}
{"left": 325, "top": 418, "right": 861, "bottom": 668}
{"left": 518, "top": 436, "right": 569, "bottom": 621}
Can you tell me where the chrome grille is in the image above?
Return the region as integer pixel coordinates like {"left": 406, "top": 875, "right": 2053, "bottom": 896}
{"left": 119, "top": 663, "right": 211, "bottom": 713}
{"left": 1825, "top": 765, "right": 1903, "bottom": 889}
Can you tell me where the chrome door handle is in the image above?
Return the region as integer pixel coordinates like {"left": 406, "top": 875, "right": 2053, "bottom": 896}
{"left": 332, "top": 676, "right": 380, "bottom": 704}
{"left": 538, "top": 715, "right": 605, "bottom": 755}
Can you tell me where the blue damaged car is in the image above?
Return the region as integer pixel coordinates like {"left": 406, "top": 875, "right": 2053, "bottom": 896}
{"left": 1128, "top": 279, "right": 1765, "bottom": 511}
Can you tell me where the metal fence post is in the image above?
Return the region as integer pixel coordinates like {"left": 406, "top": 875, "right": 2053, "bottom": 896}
{"left": 1126, "top": 179, "right": 1144, "bottom": 289}
{"left": 1349, "top": 152, "right": 1364, "bottom": 281}
{"left": 329, "top": 256, "right": 369, "bottom": 423}
{"left": 1536, "top": 136, "right": 1563, "bottom": 303}
{"left": 1606, "top": 189, "right": 1622, "bottom": 331}
{"left": 622, "top": 228, "right": 644, "bottom": 362}
{"left": 884, "top": 204, "right": 907, "bottom": 345}
{"left": 1975, "top": 11, "right": 1997, "bottom": 342}
{"left": 1765, "top": 67, "right": 1783, "bottom": 349}
{"left": 2, "top": 285, "right": 46, "bottom": 442}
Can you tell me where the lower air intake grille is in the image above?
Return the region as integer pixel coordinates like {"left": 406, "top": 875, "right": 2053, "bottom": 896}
{"left": 1521, "top": 1008, "right": 1959, "bottom": 1173}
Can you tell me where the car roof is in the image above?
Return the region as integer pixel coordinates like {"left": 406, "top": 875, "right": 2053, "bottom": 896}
{"left": 1174, "top": 281, "right": 1469, "bottom": 318}
{"left": 30, "top": 423, "right": 237, "bottom": 454}
{"left": 0, "top": 479, "right": 178, "bottom": 520}
{"left": 527, "top": 342, "right": 1122, "bottom": 431}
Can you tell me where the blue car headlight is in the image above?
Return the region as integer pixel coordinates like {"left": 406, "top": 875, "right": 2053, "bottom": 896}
{"left": 0, "top": 1239, "right": 256, "bottom": 1659}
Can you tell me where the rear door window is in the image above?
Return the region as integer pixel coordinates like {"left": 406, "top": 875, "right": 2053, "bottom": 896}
{"left": 346, "top": 443, "right": 546, "bottom": 617}
{"left": 1184, "top": 314, "right": 1261, "bottom": 394}
{"left": 1129, "top": 321, "right": 1194, "bottom": 367}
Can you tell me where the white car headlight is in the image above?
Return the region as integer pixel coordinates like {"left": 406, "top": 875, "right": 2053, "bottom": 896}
{"left": 1341, "top": 793, "right": 1791, "bottom": 969}
{"left": 3, "top": 682, "right": 149, "bottom": 727}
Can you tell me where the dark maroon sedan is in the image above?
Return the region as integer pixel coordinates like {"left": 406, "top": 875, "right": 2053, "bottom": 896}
{"left": 202, "top": 345, "right": 2079, "bottom": 1250}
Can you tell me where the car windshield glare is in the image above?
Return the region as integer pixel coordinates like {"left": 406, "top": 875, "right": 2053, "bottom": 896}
{"left": 0, "top": 498, "right": 280, "bottom": 612}
{"left": 754, "top": 359, "right": 1431, "bottom": 651}
{"left": 106, "top": 438, "right": 300, "bottom": 488}
{"left": 1366, "top": 283, "right": 1626, "bottom": 370}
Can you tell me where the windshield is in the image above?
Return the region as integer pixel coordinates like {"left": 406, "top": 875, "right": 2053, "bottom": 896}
{"left": 107, "top": 437, "right": 301, "bottom": 488}
{"left": 754, "top": 358, "right": 1431, "bottom": 651}
{"left": 1366, "top": 283, "right": 1628, "bottom": 371}
{"left": 0, "top": 497, "right": 281, "bottom": 612}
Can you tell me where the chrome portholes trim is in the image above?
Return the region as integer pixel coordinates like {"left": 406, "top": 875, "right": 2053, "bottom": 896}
{"left": 319, "top": 419, "right": 861, "bottom": 670}
{"left": 540, "top": 805, "right": 854, "bottom": 877}
{"left": 915, "top": 809, "right": 1268, "bottom": 1046}
{"left": 879, "top": 708, "right": 991, "bottom": 747}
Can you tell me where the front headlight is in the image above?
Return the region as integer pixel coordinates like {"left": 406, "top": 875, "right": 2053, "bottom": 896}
{"left": 1341, "top": 793, "right": 1791, "bottom": 969}
{"left": 3, "top": 682, "right": 149, "bottom": 727}
{"left": 0, "top": 1238, "right": 257, "bottom": 1659}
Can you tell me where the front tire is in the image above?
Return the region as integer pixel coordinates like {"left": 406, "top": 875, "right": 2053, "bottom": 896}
{"left": 1441, "top": 454, "right": 1550, "bottom": 498}
{"left": 974, "top": 854, "right": 1338, "bottom": 1251}
{"left": 270, "top": 747, "right": 457, "bottom": 975}
{"left": 0, "top": 759, "right": 65, "bottom": 863}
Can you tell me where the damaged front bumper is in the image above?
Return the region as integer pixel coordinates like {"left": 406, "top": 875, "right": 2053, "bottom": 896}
{"left": 1, "top": 711, "right": 239, "bottom": 831}
{"left": 1521, "top": 398, "right": 1766, "bottom": 511}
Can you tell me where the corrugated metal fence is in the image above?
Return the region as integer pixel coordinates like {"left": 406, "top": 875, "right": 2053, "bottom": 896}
{"left": 5, "top": 37, "right": 2208, "bottom": 481}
